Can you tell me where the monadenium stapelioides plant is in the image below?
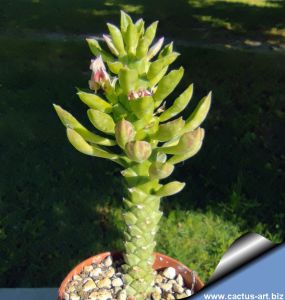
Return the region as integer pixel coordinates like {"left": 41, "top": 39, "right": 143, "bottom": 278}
{"left": 54, "top": 11, "right": 211, "bottom": 300}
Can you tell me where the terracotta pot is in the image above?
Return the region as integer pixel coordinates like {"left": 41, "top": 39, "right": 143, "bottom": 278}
{"left": 58, "top": 251, "right": 204, "bottom": 300}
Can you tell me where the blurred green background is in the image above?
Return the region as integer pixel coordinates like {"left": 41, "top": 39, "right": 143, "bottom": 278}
{"left": 0, "top": 0, "right": 284, "bottom": 286}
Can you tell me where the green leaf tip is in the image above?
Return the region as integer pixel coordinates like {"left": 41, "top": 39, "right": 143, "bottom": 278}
{"left": 183, "top": 91, "right": 212, "bottom": 133}
{"left": 155, "top": 181, "right": 185, "bottom": 197}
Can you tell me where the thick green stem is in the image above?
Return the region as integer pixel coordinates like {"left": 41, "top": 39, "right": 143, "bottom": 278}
{"left": 122, "top": 161, "right": 162, "bottom": 300}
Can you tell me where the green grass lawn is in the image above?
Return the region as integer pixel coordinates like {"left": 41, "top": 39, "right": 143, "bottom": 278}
{"left": 1, "top": 0, "right": 285, "bottom": 46}
{"left": 0, "top": 0, "right": 284, "bottom": 287}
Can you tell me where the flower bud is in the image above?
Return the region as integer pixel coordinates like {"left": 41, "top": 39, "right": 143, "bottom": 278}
{"left": 167, "top": 128, "right": 205, "bottom": 165}
{"left": 149, "top": 162, "right": 174, "bottom": 179}
{"left": 177, "top": 127, "right": 204, "bottom": 153}
{"left": 125, "top": 141, "right": 152, "bottom": 162}
{"left": 89, "top": 56, "right": 110, "bottom": 91}
{"left": 115, "top": 119, "right": 135, "bottom": 149}
{"left": 162, "top": 127, "right": 205, "bottom": 155}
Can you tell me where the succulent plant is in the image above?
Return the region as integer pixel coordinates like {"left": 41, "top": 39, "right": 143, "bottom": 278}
{"left": 54, "top": 11, "right": 211, "bottom": 300}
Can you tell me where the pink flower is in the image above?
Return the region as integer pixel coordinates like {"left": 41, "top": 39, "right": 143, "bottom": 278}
{"left": 128, "top": 89, "right": 152, "bottom": 100}
{"left": 89, "top": 56, "right": 110, "bottom": 91}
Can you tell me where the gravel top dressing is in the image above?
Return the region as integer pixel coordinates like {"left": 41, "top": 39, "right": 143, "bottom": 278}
{"left": 63, "top": 256, "right": 194, "bottom": 300}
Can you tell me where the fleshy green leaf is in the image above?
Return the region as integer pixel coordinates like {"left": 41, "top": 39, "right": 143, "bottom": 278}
{"left": 154, "top": 117, "right": 185, "bottom": 142}
{"left": 136, "top": 37, "right": 150, "bottom": 59}
{"left": 159, "top": 83, "right": 193, "bottom": 122}
{"left": 87, "top": 109, "right": 115, "bottom": 134}
{"left": 135, "top": 18, "right": 145, "bottom": 36}
{"left": 144, "top": 21, "right": 158, "bottom": 47}
{"left": 120, "top": 10, "right": 133, "bottom": 33}
{"left": 125, "top": 23, "right": 139, "bottom": 55}
{"left": 85, "top": 38, "right": 114, "bottom": 62}
{"left": 77, "top": 91, "right": 112, "bottom": 113}
{"left": 158, "top": 42, "right": 173, "bottom": 58}
{"left": 149, "top": 162, "right": 174, "bottom": 179}
{"left": 129, "top": 96, "right": 154, "bottom": 119}
{"left": 107, "top": 61, "right": 124, "bottom": 74}
{"left": 135, "top": 21, "right": 158, "bottom": 59}
{"left": 53, "top": 104, "right": 116, "bottom": 146}
{"left": 103, "top": 34, "right": 119, "bottom": 56}
{"left": 107, "top": 23, "right": 126, "bottom": 56}
{"left": 155, "top": 181, "right": 185, "bottom": 197}
{"left": 183, "top": 91, "right": 212, "bottom": 133}
{"left": 119, "top": 68, "right": 138, "bottom": 94}
{"left": 66, "top": 128, "right": 118, "bottom": 160}
{"left": 148, "top": 66, "right": 168, "bottom": 87}
{"left": 153, "top": 67, "right": 184, "bottom": 107}
{"left": 147, "top": 52, "right": 180, "bottom": 81}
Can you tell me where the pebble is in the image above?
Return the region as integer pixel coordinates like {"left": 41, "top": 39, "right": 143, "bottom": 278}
{"left": 105, "top": 267, "right": 115, "bottom": 278}
{"left": 155, "top": 274, "right": 164, "bottom": 284}
{"left": 173, "top": 283, "right": 184, "bottom": 294}
{"left": 165, "top": 293, "right": 175, "bottom": 300}
{"left": 73, "top": 275, "right": 82, "bottom": 281}
{"left": 168, "top": 280, "right": 176, "bottom": 286}
{"left": 185, "top": 289, "right": 192, "bottom": 296}
{"left": 160, "top": 282, "right": 172, "bottom": 292}
{"left": 83, "top": 279, "right": 96, "bottom": 292}
{"left": 162, "top": 267, "right": 176, "bottom": 280}
{"left": 70, "top": 280, "right": 79, "bottom": 286}
{"left": 97, "top": 277, "right": 111, "bottom": 288}
{"left": 64, "top": 292, "right": 70, "bottom": 300}
{"left": 117, "top": 289, "right": 127, "bottom": 300}
{"left": 69, "top": 293, "right": 80, "bottom": 300}
{"left": 84, "top": 265, "right": 94, "bottom": 273}
{"left": 90, "top": 268, "right": 102, "bottom": 278}
{"left": 114, "top": 286, "right": 122, "bottom": 294}
{"left": 153, "top": 286, "right": 162, "bottom": 294}
{"left": 89, "top": 290, "right": 112, "bottom": 300}
{"left": 112, "top": 277, "right": 124, "bottom": 287}
{"left": 176, "top": 293, "right": 188, "bottom": 299}
{"left": 175, "top": 274, "right": 184, "bottom": 287}
{"left": 152, "top": 291, "right": 161, "bottom": 300}
{"left": 68, "top": 286, "right": 76, "bottom": 293}
{"left": 103, "top": 256, "right": 113, "bottom": 267}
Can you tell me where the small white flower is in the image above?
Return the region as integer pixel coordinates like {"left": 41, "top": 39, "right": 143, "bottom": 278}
{"left": 128, "top": 88, "right": 152, "bottom": 100}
